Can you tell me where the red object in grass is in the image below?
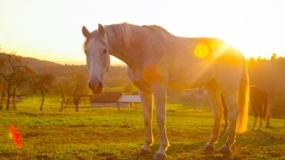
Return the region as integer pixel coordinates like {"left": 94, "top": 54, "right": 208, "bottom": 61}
{"left": 9, "top": 125, "right": 22, "bottom": 148}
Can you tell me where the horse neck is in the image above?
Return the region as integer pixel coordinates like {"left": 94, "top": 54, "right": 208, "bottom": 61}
{"left": 105, "top": 24, "right": 139, "bottom": 68}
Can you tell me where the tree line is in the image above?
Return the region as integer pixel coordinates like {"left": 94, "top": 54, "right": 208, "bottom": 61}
{"left": 247, "top": 53, "right": 285, "bottom": 117}
{"left": 0, "top": 50, "right": 133, "bottom": 111}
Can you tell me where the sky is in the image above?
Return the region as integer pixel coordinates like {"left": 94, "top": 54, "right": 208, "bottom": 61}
{"left": 0, "top": 0, "right": 285, "bottom": 65}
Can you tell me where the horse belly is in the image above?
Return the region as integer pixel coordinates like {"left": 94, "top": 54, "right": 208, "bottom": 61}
{"left": 168, "top": 68, "right": 214, "bottom": 89}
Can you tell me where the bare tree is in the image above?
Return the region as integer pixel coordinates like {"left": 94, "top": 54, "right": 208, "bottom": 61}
{"left": 31, "top": 73, "right": 55, "bottom": 111}
{"left": 71, "top": 71, "right": 89, "bottom": 111}
{"left": 0, "top": 52, "right": 32, "bottom": 110}
{"left": 123, "top": 83, "right": 135, "bottom": 95}
{"left": 0, "top": 83, "right": 3, "bottom": 110}
{"left": 52, "top": 77, "right": 73, "bottom": 111}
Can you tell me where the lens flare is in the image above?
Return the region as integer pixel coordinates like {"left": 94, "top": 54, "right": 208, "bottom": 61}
{"left": 210, "top": 42, "right": 217, "bottom": 50}
{"left": 141, "top": 64, "right": 163, "bottom": 84}
{"left": 194, "top": 43, "right": 209, "bottom": 58}
{"left": 9, "top": 125, "right": 22, "bottom": 148}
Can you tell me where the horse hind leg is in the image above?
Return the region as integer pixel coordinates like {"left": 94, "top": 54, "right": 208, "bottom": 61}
{"left": 257, "top": 104, "right": 264, "bottom": 130}
{"left": 203, "top": 81, "right": 223, "bottom": 152}
{"left": 251, "top": 105, "right": 259, "bottom": 130}
{"left": 221, "top": 95, "right": 229, "bottom": 132}
{"left": 219, "top": 91, "right": 238, "bottom": 153}
{"left": 258, "top": 117, "right": 262, "bottom": 130}
{"left": 251, "top": 118, "right": 257, "bottom": 130}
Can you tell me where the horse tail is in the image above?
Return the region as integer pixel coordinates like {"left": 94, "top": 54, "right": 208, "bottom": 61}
{"left": 262, "top": 89, "right": 269, "bottom": 122}
{"left": 236, "top": 57, "right": 249, "bottom": 133}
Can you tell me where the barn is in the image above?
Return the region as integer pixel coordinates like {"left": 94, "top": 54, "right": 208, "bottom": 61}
{"left": 90, "top": 92, "right": 122, "bottom": 107}
{"left": 118, "top": 95, "right": 141, "bottom": 108}
{"left": 90, "top": 92, "right": 141, "bottom": 107}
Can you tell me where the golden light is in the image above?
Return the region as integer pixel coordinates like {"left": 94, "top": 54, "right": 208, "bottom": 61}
{"left": 194, "top": 43, "right": 209, "bottom": 58}
{"left": 210, "top": 42, "right": 217, "bottom": 50}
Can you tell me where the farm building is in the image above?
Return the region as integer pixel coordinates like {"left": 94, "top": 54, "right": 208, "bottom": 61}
{"left": 90, "top": 92, "right": 141, "bottom": 107}
{"left": 118, "top": 95, "right": 141, "bottom": 107}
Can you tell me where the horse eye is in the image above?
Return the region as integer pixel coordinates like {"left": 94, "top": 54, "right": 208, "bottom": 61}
{"left": 103, "top": 49, "right": 107, "bottom": 53}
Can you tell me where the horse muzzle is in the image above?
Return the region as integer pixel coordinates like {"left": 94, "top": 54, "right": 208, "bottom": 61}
{"left": 88, "top": 81, "right": 103, "bottom": 94}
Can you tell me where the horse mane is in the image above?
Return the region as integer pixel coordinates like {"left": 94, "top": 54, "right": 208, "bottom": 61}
{"left": 105, "top": 23, "right": 133, "bottom": 49}
{"left": 105, "top": 23, "right": 174, "bottom": 48}
{"left": 142, "top": 25, "right": 172, "bottom": 34}
{"left": 83, "top": 23, "right": 174, "bottom": 50}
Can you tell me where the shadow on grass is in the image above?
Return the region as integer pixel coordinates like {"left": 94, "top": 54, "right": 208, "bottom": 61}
{"left": 126, "top": 142, "right": 238, "bottom": 160}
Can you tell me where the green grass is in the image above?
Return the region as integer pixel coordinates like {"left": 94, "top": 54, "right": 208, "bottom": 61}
{"left": 0, "top": 103, "right": 285, "bottom": 160}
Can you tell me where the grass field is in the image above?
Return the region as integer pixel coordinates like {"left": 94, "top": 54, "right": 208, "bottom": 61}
{"left": 0, "top": 102, "right": 285, "bottom": 160}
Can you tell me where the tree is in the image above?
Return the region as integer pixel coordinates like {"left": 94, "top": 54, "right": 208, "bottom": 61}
{"left": 70, "top": 71, "right": 89, "bottom": 111}
{"left": 31, "top": 73, "right": 55, "bottom": 111}
{"left": 270, "top": 53, "right": 277, "bottom": 61}
{"left": 0, "top": 52, "right": 33, "bottom": 110}
{"left": 123, "top": 83, "right": 135, "bottom": 95}
{"left": 0, "top": 83, "right": 3, "bottom": 110}
{"left": 52, "top": 77, "right": 73, "bottom": 111}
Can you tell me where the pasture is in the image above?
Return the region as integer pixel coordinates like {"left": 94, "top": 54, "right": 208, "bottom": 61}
{"left": 0, "top": 103, "right": 285, "bottom": 160}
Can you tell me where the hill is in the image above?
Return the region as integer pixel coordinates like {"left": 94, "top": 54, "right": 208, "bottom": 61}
{"left": 21, "top": 55, "right": 128, "bottom": 84}
{"left": 23, "top": 56, "right": 62, "bottom": 70}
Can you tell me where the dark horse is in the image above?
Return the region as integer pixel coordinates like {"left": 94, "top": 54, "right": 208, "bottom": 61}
{"left": 223, "top": 86, "right": 268, "bottom": 131}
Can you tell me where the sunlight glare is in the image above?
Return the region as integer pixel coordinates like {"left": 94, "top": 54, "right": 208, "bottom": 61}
{"left": 194, "top": 43, "right": 209, "bottom": 58}
{"left": 210, "top": 42, "right": 217, "bottom": 50}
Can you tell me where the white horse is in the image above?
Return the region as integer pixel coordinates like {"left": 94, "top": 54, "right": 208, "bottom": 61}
{"left": 81, "top": 23, "right": 249, "bottom": 160}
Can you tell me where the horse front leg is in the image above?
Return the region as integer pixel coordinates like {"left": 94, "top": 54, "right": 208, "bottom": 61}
{"left": 138, "top": 89, "right": 154, "bottom": 155}
{"left": 151, "top": 84, "right": 169, "bottom": 160}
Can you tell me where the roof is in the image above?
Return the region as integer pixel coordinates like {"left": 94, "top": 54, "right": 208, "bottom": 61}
{"left": 118, "top": 95, "right": 141, "bottom": 103}
{"left": 90, "top": 92, "right": 122, "bottom": 103}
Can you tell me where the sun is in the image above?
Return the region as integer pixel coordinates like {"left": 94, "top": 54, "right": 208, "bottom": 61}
{"left": 222, "top": 36, "right": 257, "bottom": 59}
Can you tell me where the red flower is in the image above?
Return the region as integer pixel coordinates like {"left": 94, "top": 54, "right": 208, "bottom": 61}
{"left": 9, "top": 125, "right": 22, "bottom": 148}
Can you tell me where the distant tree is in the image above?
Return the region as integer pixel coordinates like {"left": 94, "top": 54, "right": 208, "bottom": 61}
{"left": 270, "top": 85, "right": 285, "bottom": 118}
{"left": 247, "top": 57, "right": 256, "bottom": 68}
{"left": 0, "top": 82, "right": 4, "bottom": 101}
{"left": 52, "top": 77, "right": 72, "bottom": 111}
{"left": 0, "top": 83, "right": 3, "bottom": 110}
{"left": 10, "top": 66, "right": 33, "bottom": 109}
{"left": 0, "top": 52, "right": 33, "bottom": 110}
{"left": 270, "top": 53, "right": 277, "bottom": 61}
{"left": 70, "top": 71, "right": 89, "bottom": 111}
{"left": 123, "top": 83, "right": 135, "bottom": 95}
{"left": 31, "top": 73, "right": 55, "bottom": 111}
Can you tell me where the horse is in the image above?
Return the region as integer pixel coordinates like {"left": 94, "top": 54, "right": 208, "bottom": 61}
{"left": 222, "top": 86, "right": 268, "bottom": 131}
{"left": 81, "top": 23, "right": 249, "bottom": 160}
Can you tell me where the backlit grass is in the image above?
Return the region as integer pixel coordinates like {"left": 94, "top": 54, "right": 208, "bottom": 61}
{"left": 0, "top": 103, "right": 285, "bottom": 159}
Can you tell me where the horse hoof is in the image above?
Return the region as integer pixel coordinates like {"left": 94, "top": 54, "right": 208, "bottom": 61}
{"left": 153, "top": 153, "right": 166, "bottom": 160}
{"left": 138, "top": 148, "right": 150, "bottom": 155}
{"left": 219, "top": 144, "right": 231, "bottom": 153}
{"left": 203, "top": 143, "right": 215, "bottom": 152}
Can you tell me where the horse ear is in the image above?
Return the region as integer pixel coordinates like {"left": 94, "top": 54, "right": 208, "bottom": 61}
{"left": 82, "top": 26, "right": 90, "bottom": 38}
{"left": 98, "top": 23, "right": 105, "bottom": 36}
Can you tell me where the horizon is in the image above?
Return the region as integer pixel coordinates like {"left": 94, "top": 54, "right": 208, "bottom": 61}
{"left": 1, "top": 0, "right": 285, "bottom": 65}
{"left": 2, "top": 52, "right": 281, "bottom": 67}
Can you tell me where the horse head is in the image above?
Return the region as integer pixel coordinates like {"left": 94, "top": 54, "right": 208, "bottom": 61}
{"left": 82, "top": 24, "right": 110, "bottom": 94}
